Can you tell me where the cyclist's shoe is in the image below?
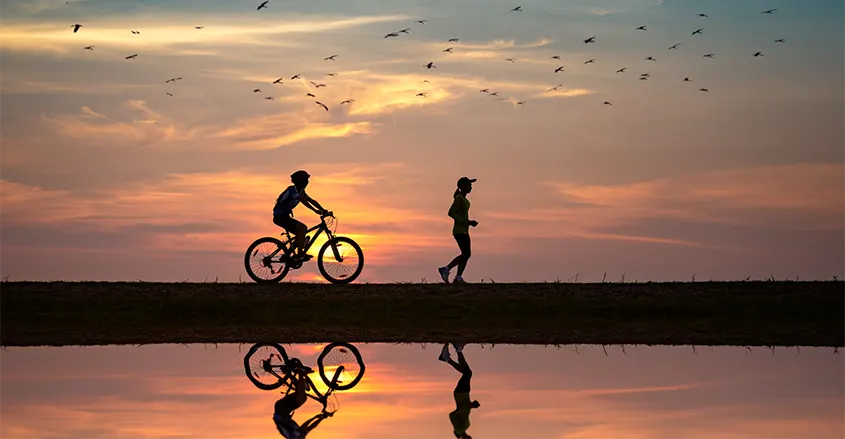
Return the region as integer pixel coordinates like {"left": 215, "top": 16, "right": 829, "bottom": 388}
{"left": 452, "top": 343, "right": 465, "bottom": 354}
{"left": 291, "top": 253, "right": 313, "bottom": 263}
{"left": 438, "top": 343, "right": 451, "bottom": 362}
{"left": 438, "top": 266, "right": 450, "bottom": 284}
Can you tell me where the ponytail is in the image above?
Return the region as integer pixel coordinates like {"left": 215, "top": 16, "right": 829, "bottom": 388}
{"left": 454, "top": 188, "right": 461, "bottom": 198}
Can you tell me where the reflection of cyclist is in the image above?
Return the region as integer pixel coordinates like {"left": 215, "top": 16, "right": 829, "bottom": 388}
{"left": 272, "top": 372, "right": 331, "bottom": 438}
{"left": 273, "top": 170, "right": 331, "bottom": 262}
{"left": 439, "top": 343, "right": 480, "bottom": 439}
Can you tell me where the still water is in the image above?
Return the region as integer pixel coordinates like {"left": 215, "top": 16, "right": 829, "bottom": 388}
{"left": 1, "top": 343, "right": 842, "bottom": 438}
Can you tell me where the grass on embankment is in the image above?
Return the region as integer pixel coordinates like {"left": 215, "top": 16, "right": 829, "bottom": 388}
{"left": 1, "top": 281, "right": 842, "bottom": 347}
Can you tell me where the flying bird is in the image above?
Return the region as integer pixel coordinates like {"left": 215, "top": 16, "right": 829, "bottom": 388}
{"left": 315, "top": 101, "right": 329, "bottom": 111}
{"left": 511, "top": 6, "right": 522, "bottom": 11}
{"left": 83, "top": 46, "right": 94, "bottom": 50}
{"left": 753, "top": 51, "right": 763, "bottom": 57}
{"left": 697, "top": 13, "right": 708, "bottom": 18}
{"left": 584, "top": 36, "right": 596, "bottom": 44}
{"left": 616, "top": 67, "right": 627, "bottom": 73}
{"left": 480, "top": 89, "right": 490, "bottom": 93}
{"left": 425, "top": 62, "right": 436, "bottom": 69}
{"left": 699, "top": 88, "right": 709, "bottom": 92}
{"left": 423, "top": 80, "right": 431, "bottom": 83}
{"left": 489, "top": 92, "right": 499, "bottom": 96}
{"left": 340, "top": 99, "right": 354, "bottom": 104}
{"left": 692, "top": 28, "right": 703, "bottom": 35}
{"left": 516, "top": 101, "right": 526, "bottom": 105}
{"left": 273, "top": 78, "right": 284, "bottom": 84}
{"left": 131, "top": 30, "right": 140, "bottom": 34}
{"left": 645, "top": 56, "right": 656, "bottom": 61}
{"left": 309, "top": 81, "right": 326, "bottom": 87}
{"left": 125, "top": 54, "right": 138, "bottom": 59}
{"left": 774, "top": 38, "right": 785, "bottom": 43}
{"left": 636, "top": 25, "right": 647, "bottom": 31}
{"left": 416, "top": 20, "right": 427, "bottom": 24}
{"left": 195, "top": 26, "right": 204, "bottom": 29}
{"left": 324, "top": 54, "right": 338, "bottom": 61}
{"left": 71, "top": 24, "right": 83, "bottom": 33}
{"left": 398, "top": 28, "right": 411, "bottom": 34}
{"left": 253, "top": 88, "right": 262, "bottom": 92}
{"left": 668, "top": 43, "right": 680, "bottom": 50}
{"left": 760, "top": 8, "right": 777, "bottom": 14}
{"left": 683, "top": 77, "right": 691, "bottom": 82}
{"left": 326, "top": 73, "right": 338, "bottom": 77}
{"left": 703, "top": 53, "right": 715, "bottom": 58}
{"left": 166, "top": 92, "right": 174, "bottom": 97}
{"left": 306, "top": 92, "right": 316, "bottom": 97}
{"left": 603, "top": 101, "right": 613, "bottom": 106}
{"left": 551, "top": 55, "right": 561, "bottom": 60}
{"left": 448, "top": 38, "right": 459, "bottom": 42}
{"left": 584, "top": 59, "right": 595, "bottom": 64}
{"left": 547, "top": 84, "right": 563, "bottom": 92}
{"left": 265, "top": 96, "right": 273, "bottom": 100}
{"left": 291, "top": 74, "right": 301, "bottom": 80}
{"left": 640, "top": 73, "right": 650, "bottom": 77}
{"left": 384, "top": 32, "right": 399, "bottom": 38}
{"left": 257, "top": 0, "right": 269, "bottom": 10}
{"left": 505, "top": 58, "right": 515, "bottom": 63}
{"left": 416, "top": 92, "right": 427, "bottom": 97}
{"left": 639, "top": 77, "right": 649, "bottom": 81}
{"left": 443, "top": 47, "right": 453, "bottom": 53}
{"left": 554, "top": 66, "right": 564, "bottom": 73}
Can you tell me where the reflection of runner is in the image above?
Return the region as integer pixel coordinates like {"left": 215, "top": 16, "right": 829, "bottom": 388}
{"left": 272, "top": 373, "right": 330, "bottom": 438}
{"left": 439, "top": 343, "right": 480, "bottom": 439}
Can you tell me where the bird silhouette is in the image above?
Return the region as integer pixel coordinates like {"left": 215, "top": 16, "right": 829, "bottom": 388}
{"left": 554, "top": 66, "right": 564, "bottom": 73}
{"left": 125, "top": 54, "right": 138, "bottom": 59}
{"left": 753, "top": 51, "right": 763, "bottom": 57}
{"left": 692, "top": 28, "right": 703, "bottom": 35}
{"left": 547, "top": 84, "right": 563, "bottom": 92}
{"left": 448, "top": 38, "right": 459, "bottom": 42}
{"left": 774, "top": 38, "right": 785, "bottom": 43}
{"left": 291, "top": 74, "right": 301, "bottom": 80}
{"left": 384, "top": 32, "right": 399, "bottom": 38}
{"left": 761, "top": 8, "right": 777, "bottom": 14}
{"left": 584, "top": 59, "right": 595, "bottom": 64}
{"left": 703, "top": 53, "right": 715, "bottom": 58}
{"left": 265, "top": 96, "right": 273, "bottom": 100}
{"left": 131, "top": 30, "right": 140, "bottom": 34}
{"left": 273, "top": 78, "right": 284, "bottom": 84}
{"left": 480, "top": 89, "right": 490, "bottom": 93}
{"left": 639, "top": 77, "right": 649, "bottom": 81}
{"left": 616, "top": 67, "right": 627, "bottom": 73}
{"left": 83, "top": 46, "right": 94, "bottom": 50}
{"left": 71, "top": 24, "right": 83, "bottom": 33}
{"left": 398, "top": 28, "right": 411, "bottom": 34}
{"left": 340, "top": 99, "right": 354, "bottom": 104}
{"left": 511, "top": 6, "right": 522, "bottom": 11}
{"left": 603, "top": 101, "right": 613, "bottom": 106}
{"left": 551, "top": 55, "right": 561, "bottom": 60}
{"left": 166, "top": 92, "right": 174, "bottom": 97}
{"left": 253, "top": 88, "right": 261, "bottom": 92}
{"left": 416, "top": 92, "right": 427, "bottom": 97}
{"left": 443, "top": 47, "right": 453, "bottom": 53}
{"left": 504, "top": 58, "right": 515, "bottom": 63}
{"left": 516, "top": 101, "right": 526, "bottom": 105}
{"left": 697, "top": 13, "right": 708, "bottom": 18}
{"left": 636, "top": 25, "right": 647, "bottom": 31}
{"left": 416, "top": 20, "right": 427, "bottom": 24}
{"left": 699, "top": 88, "right": 709, "bottom": 92}
{"left": 683, "top": 77, "right": 691, "bottom": 82}
{"left": 326, "top": 73, "right": 338, "bottom": 77}
{"left": 423, "top": 80, "right": 431, "bottom": 83}
{"left": 324, "top": 54, "right": 338, "bottom": 61}
{"left": 645, "top": 56, "right": 656, "bottom": 61}
{"left": 306, "top": 92, "right": 316, "bottom": 97}
{"left": 315, "top": 101, "right": 329, "bottom": 111}
{"left": 257, "top": 0, "right": 269, "bottom": 10}
{"left": 309, "top": 81, "right": 326, "bottom": 88}
{"left": 425, "top": 62, "right": 436, "bottom": 69}
{"left": 584, "top": 36, "right": 596, "bottom": 44}
{"left": 489, "top": 92, "right": 499, "bottom": 96}
{"left": 640, "top": 73, "right": 650, "bottom": 78}
{"left": 668, "top": 43, "right": 680, "bottom": 50}
{"left": 195, "top": 26, "right": 204, "bottom": 29}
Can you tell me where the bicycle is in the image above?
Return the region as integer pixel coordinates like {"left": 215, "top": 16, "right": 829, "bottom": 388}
{"left": 244, "top": 342, "right": 366, "bottom": 414}
{"left": 244, "top": 212, "right": 364, "bottom": 284}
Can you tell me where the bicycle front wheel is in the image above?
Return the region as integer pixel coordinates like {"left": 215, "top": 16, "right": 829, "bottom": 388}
{"left": 244, "top": 237, "right": 291, "bottom": 283}
{"left": 244, "top": 343, "right": 291, "bottom": 391}
{"left": 317, "top": 237, "right": 364, "bottom": 284}
{"left": 317, "top": 342, "right": 365, "bottom": 391}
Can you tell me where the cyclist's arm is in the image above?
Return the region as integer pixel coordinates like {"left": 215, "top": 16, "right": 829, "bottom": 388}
{"left": 301, "top": 193, "right": 327, "bottom": 214}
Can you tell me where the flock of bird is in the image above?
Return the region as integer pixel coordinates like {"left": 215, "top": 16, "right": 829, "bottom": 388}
{"left": 68, "top": 3, "right": 787, "bottom": 110}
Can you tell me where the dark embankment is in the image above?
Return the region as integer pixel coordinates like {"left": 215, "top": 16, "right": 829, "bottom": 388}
{"left": 1, "top": 281, "right": 842, "bottom": 347}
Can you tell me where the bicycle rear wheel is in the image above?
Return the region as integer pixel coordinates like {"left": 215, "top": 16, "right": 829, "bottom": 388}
{"left": 317, "top": 237, "right": 364, "bottom": 284}
{"left": 317, "top": 342, "right": 365, "bottom": 391}
{"left": 244, "top": 343, "right": 291, "bottom": 391}
{"left": 244, "top": 237, "right": 291, "bottom": 283}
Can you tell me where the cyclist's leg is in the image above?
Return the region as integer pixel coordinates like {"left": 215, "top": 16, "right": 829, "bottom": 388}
{"left": 291, "top": 220, "right": 307, "bottom": 256}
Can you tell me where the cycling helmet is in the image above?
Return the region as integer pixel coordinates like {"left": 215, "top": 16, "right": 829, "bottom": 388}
{"left": 290, "top": 170, "right": 310, "bottom": 183}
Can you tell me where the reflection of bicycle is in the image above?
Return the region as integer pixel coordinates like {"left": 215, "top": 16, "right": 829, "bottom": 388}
{"left": 244, "top": 342, "right": 365, "bottom": 413}
{"left": 244, "top": 212, "right": 364, "bottom": 284}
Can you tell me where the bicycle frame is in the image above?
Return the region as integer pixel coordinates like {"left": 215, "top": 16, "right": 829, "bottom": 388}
{"left": 274, "top": 216, "right": 344, "bottom": 262}
{"left": 274, "top": 360, "right": 346, "bottom": 411}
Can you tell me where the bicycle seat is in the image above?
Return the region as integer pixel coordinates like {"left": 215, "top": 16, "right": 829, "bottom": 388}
{"left": 287, "top": 358, "right": 314, "bottom": 375}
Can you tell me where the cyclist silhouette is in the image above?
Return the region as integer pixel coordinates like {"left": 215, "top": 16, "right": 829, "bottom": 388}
{"left": 439, "top": 343, "right": 480, "bottom": 439}
{"left": 273, "top": 170, "right": 331, "bottom": 262}
{"left": 272, "top": 367, "right": 332, "bottom": 438}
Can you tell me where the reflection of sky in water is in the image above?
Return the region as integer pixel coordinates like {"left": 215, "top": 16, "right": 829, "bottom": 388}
{"left": 1, "top": 344, "right": 842, "bottom": 438}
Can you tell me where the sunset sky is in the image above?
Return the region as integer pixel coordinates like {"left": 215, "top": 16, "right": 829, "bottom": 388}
{"left": 1, "top": 343, "right": 842, "bottom": 438}
{"left": 1, "top": 0, "right": 842, "bottom": 282}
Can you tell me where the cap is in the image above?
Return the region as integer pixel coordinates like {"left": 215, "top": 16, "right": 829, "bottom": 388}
{"left": 457, "top": 177, "right": 477, "bottom": 187}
